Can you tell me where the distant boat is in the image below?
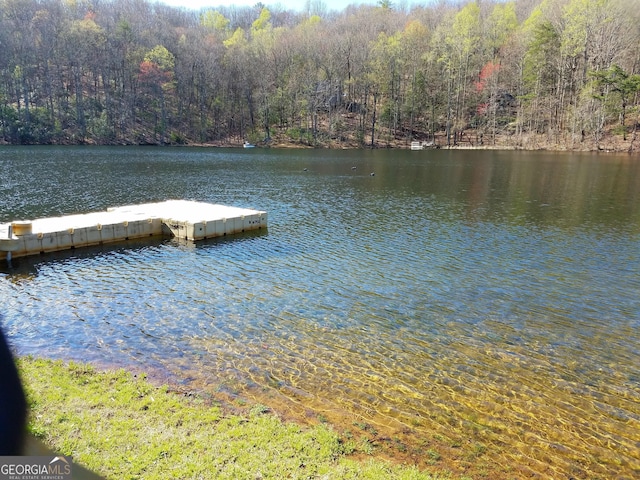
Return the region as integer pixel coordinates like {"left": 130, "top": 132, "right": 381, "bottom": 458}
{"left": 410, "top": 140, "right": 435, "bottom": 150}
{"left": 243, "top": 141, "right": 255, "bottom": 148}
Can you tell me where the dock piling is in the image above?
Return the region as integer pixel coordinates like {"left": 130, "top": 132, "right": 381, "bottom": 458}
{"left": 6, "top": 224, "right": 12, "bottom": 264}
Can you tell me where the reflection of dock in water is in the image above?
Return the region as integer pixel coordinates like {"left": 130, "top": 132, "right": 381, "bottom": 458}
{"left": 0, "top": 200, "right": 267, "bottom": 261}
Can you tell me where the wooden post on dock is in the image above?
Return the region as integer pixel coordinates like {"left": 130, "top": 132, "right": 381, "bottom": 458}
{"left": 6, "top": 224, "right": 12, "bottom": 263}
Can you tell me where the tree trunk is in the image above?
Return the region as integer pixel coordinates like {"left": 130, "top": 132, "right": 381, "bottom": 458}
{"left": 370, "top": 91, "right": 377, "bottom": 148}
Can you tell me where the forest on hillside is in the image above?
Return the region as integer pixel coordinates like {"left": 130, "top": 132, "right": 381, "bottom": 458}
{"left": 1, "top": 0, "right": 640, "bottom": 151}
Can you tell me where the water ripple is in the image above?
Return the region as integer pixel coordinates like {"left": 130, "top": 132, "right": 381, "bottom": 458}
{"left": 1, "top": 147, "right": 639, "bottom": 478}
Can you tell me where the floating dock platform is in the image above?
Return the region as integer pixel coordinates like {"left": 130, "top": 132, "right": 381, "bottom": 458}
{"left": 0, "top": 200, "right": 267, "bottom": 261}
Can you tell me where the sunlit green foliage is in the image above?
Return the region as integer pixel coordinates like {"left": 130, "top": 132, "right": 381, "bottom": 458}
{"left": 0, "top": 0, "right": 638, "bottom": 148}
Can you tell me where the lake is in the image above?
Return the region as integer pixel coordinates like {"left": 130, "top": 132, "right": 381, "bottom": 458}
{"left": 1, "top": 146, "right": 639, "bottom": 478}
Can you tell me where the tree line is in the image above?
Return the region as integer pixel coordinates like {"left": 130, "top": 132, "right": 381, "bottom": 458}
{"left": 1, "top": 0, "right": 639, "bottom": 150}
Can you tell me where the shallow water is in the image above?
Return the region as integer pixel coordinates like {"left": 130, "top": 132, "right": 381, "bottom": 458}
{"left": 1, "top": 146, "right": 639, "bottom": 478}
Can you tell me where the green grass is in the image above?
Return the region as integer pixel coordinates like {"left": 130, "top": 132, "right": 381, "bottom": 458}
{"left": 18, "top": 357, "right": 456, "bottom": 480}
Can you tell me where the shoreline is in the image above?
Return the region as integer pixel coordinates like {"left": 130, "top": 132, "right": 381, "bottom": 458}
{"left": 2, "top": 130, "right": 639, "bottom": 154}
{"left": 17, "top": 356, "right": 470, "bottom": 479}
{"left": 17, "top": 353, "right": 474, "bottom": 476}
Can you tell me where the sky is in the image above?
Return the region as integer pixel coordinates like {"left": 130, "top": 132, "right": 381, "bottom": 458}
{"left": 156, "top": 0, "right": 384, "bottom": 13}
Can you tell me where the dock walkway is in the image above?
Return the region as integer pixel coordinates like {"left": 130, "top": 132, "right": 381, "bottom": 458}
{"left": 0, "top": 200, "right": 267, "bottom": 260}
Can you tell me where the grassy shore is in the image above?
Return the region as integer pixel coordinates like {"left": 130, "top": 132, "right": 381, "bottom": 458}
{"left": 17, "top": 357, "right": 461, "bottom": 480}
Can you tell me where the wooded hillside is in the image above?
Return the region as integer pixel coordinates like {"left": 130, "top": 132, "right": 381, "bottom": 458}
{"left": 1, "top": 0, "right": 639, "bottom": 151}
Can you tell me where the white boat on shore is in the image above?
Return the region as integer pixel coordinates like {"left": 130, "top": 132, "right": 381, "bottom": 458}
{"left": 410, "top": 140, "right": 436, "bottom": 150}
{"left": 243, "top": 141, "right": 255, "bottom": 148}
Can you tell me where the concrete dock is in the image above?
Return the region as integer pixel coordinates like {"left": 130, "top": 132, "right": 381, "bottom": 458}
{"left": 0, "top": 200, "right": 267, "bottom": 261}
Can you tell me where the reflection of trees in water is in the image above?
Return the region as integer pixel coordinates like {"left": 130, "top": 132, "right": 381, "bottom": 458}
{"left": 420, "top": 152, "right": 640, "bottom": 228}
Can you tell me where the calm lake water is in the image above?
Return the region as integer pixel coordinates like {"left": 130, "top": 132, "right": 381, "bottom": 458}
{"left": 1, "top": 146, "right": 639, "bottom": 478}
